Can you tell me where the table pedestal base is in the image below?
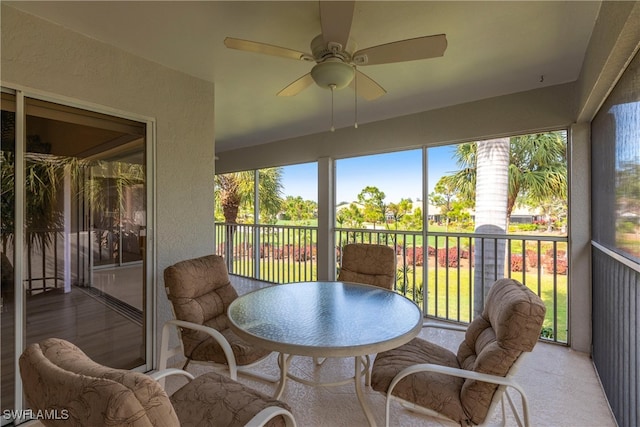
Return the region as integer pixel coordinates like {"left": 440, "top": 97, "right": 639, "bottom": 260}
{"left": 274, "top": 353, "right": 377, "bottom": 427}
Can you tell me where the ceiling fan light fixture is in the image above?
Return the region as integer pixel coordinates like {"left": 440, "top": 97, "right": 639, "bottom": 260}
{"left": 310, "top": 60, "right": 355, "bottom": 90}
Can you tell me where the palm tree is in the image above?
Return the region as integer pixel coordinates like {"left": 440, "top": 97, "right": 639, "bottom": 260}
{"left": 446, "top": 132, "right": 567, "bottom": 315}
{"left": 387, "top": 198, "right": 413, "bottom": 230}
{"left": 215, "top": 168, "right": 283, "bottom": 224}
{"left": 1, "top": 151, "right": 74, "bottom": 253}
{"left": 508, "top": 132, "right": 567, "bottom": 220}
{"left": 446, "top": 131, "right": 567, "bottom": 223}
{"left": 215, "top": 168, "right": 283, "bottom": 260}
{"left": 473, "top": 138, "right": 509, "bottom": 316}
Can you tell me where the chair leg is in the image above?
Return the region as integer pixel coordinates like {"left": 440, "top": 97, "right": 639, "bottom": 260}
{"left": 363, "top": 355, "right": 371, "bottom": 386}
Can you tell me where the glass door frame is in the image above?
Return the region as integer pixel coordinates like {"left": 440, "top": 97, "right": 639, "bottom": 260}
{"left": 3, "top": 85, "right": 156, "bottom": 419}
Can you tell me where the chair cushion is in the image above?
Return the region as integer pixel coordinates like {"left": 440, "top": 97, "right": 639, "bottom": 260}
{"left": 188, "top": 326, "right": 270, "bottom": 366}
{"left": 170, "top": 371, "right": 292, "bottom": 427}
{"left": 371, "top": 338, "right": 467, "bottom": 423}
{"left": 20, "top": 338, "right": 179, "bottom": 427}
{"left": 337, "top": 243, "right": 396, "bottom": 289}
{"left": 164, "top": 255, "right": 269, "bottom": 365}
{"left": 456, "top": 278, "right": 547, "bottom": 424}
{"left": 164, "top": 254, "right": 238, "bottom": 329}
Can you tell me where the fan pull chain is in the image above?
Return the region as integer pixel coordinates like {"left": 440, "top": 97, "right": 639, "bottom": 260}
{"left": 330, "top": 84, "right": 336, "bottom": 132}
{"left": 354, "top": 66, "right": 358, "bottom": 128}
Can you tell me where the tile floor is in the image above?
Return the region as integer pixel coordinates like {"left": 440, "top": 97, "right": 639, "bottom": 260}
{"left": 161, "top": 276, "right": 617, "bottom": 427}
{"left": 165, "top": 327, "right": 615, "bottom": 427}
{"left": 23, "top": 274, "right": 618, "bottom": 427}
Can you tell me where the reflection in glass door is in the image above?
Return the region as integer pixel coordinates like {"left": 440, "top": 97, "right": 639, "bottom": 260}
{"left": 91, "top": 162, "right": 145, "bottom": 268}
{"left": 24, "top": 97, "right": 147, "bottom": 366}
{"left": 1, "top": 91, "right": 150, "bottom": 423}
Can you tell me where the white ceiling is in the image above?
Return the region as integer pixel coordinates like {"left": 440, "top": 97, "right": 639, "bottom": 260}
{"left": 7, "top": 1, "right": 602, "bottom": 152}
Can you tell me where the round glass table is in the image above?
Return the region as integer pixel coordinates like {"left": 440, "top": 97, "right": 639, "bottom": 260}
{"left": 228, "top": 281, "right": 423, "bottom": 426}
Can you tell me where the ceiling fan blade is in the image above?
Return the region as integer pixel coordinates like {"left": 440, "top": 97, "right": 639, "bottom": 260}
{"left": 350, "top": 70, "right": 386, "bottom": 101}
{"left": 353, "top": 34, "right": 447, "bottom": 66}
{"left": 319, "top": 1, "right": 355, "bottom": 49}
{"left": 224, "top": 37, "right": 311, "bottom": 61}
{"left": 277, "top": 73, "right": 315, "bottom": 97}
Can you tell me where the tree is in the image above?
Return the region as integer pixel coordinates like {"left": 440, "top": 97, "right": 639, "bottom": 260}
{"left": 1, "top": 149, "right": 144, "bottom": 274}
{"left": 1, "top": 151, "right": 69, "bottom": 253}
{"left": 357, "top": 186, "right": 386, "bottom": 229}
{"left": 401, "top": 206, "right": 423, "bottom": 230}
{"left": 444, "top": 132, "right": 568, "bottom": 315}
{"left": 215, "top": 172, "right": 249, "bottom": 224}
{"left": 281, "top": 196, "right": 317, "bottom": 223}
{"left": 429, "top": 177, "right": 466, "bottom": 231}
{"left": 617, "top": 160, "right": 640, "bottom": 209}
{"left": 336, "top": 203, "right": 364, "bottom": 229}
{"left": 215, "top": 168, "right": 283, "bottom": 260}
{"left": 446, "top": 143, "right": 477, "bottom": 210}
{"left": 473, "top": 138, "right": 509, "bottom": 316}
{"left": 215, "top": 168, "right": 283, "bottom": 224}
{"left": 387, "top": 198, "right": 413, "bottom": 230}
{"left": 446, "top": 131, "right": 567, "bottom": 223}
{"left": 508, "top": 132, "right": 567, "bottom": 219}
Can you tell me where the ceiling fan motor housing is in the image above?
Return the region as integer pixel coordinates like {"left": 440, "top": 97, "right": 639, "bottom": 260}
{"left": 310, "top": 34, "right": 356, "bottom": 61}
{"left": 309, "top": 34, "right": 357, "bottom": 90}
{"left": 311, "top": 59, "right": 355, "bottom": 90}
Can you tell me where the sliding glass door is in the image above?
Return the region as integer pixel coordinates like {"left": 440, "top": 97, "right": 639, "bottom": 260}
{"left": 1, "top": 89, "right": 152, "bottom": 424}
{"left": 1, "top": 91, "right": 17, "bottom": 426}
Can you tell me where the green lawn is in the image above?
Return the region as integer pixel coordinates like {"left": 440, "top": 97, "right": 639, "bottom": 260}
{"left": 230, "top": 257, "right": 568, "bottom": 343}
{"left": 399, "top": 266, "right": 568, "bottom": 342}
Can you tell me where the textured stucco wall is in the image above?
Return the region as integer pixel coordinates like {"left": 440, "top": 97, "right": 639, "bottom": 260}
{"left": 1, "top": 5, "right": 216, "bottom": 362}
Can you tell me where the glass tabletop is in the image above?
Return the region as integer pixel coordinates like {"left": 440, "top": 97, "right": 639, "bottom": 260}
{"left": 228, "top": 281, "right": 423, "bottom": 357}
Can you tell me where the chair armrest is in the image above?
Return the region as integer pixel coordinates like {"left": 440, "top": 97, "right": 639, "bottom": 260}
{"left": 149, "top": 368, "right": 195, "bottom": 383}
{"left": 246, "top": 406, "right": 297, "bottom": 427}
{"left": 159, "top": 319, "right": 239, "bottom": 380}
{"left": 387, "top": 363, "right": 530, "bottom": 427}
{"left": 391, "top": 363, "right": 522, "bottom": 389}
{"left": 421, "top": 322, "right": 467, "bottom": 332}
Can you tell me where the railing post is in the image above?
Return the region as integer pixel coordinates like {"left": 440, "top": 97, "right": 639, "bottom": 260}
{"left": 253, "top": 224, "right": 260, "bottom": 280}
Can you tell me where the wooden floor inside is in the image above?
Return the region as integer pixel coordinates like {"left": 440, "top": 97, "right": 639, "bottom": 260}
{"left": 1, "top": 285, "right": 144, "bottom": 410}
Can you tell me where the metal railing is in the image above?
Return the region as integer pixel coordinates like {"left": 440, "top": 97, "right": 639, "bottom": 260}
{"left": 23, "top": 229, "right": 64, "bottom": 294}
{"left": 216, "top": 223, "right": 318, "bottom": 283}
{"left": 592, "top": 244, "right": 639, "bottom": 427}
{"left": 216, "top": 223, "right": 569, "bottom": 343}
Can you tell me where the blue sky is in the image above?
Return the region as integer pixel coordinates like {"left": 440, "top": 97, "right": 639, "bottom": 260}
{"left": 280, "top": 145, "right": 460, "bottom": 203}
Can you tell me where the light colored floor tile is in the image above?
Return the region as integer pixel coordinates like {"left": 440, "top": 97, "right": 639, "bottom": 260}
{"left": 215, "top": 275, "right": 616, "bottom": 427}
{"left": 167, "top": 338, "right": 615, "bottom": 427}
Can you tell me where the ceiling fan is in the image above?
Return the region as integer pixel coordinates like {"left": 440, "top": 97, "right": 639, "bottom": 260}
{"left": 224, "top": 1, "right": 447, "bottom": 101}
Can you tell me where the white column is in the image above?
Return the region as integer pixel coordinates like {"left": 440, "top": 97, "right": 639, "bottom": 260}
{"left": 317, "top": 157, "right": 335, "bottom": 281}
{"left": 569, "top": 122, "right": 591, "bottom": 353}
